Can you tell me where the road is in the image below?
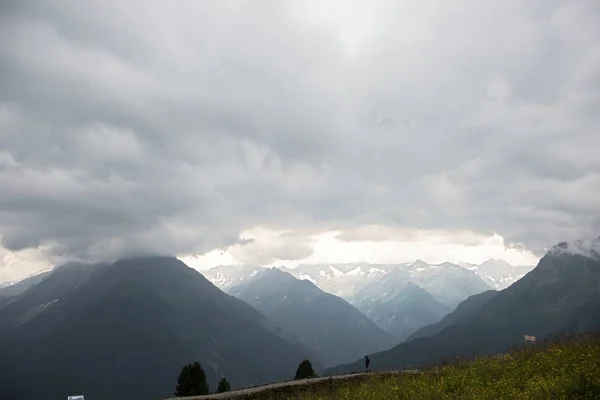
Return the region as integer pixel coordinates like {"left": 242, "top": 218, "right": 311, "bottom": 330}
{"left": 164, "top": 370, "right": 420, "bottom": 400}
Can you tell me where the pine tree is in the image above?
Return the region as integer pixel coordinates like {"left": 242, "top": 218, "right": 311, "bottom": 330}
{"left": 216, "top": 377, "right": 231, "bottom": 393}
{"left": 294, "top": 359, "right": 316, "bottom": 380}
{"left": 174, "top": 362, "right": 209, "bottom": 396}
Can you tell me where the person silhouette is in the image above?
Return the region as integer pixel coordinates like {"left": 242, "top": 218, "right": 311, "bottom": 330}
{"left": 365, "top": 355, "right": 370, "bottom": 372}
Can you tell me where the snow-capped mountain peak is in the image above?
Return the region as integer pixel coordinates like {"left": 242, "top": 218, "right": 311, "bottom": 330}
{"left": 473, "top": 258, "right": 534, "bottom": 290}
{"left": 204, "top": 265, "right": 264, "bottom": 290}
{"left": 411, "top": 259, "right": 430, "bottom": 268}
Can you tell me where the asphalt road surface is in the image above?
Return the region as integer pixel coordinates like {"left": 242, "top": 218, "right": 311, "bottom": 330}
{"left": 165, "top": 370, "right": 420, "bottom": 400}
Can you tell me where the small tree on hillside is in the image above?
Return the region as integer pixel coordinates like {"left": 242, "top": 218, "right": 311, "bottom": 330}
{"left": 216, "top": 377, "right": 231, "bottom": 393}
{"left": 174, "top": 362, "right": 209, "bottom": 396}
{"left": 294, "top": 359, "right": 316, "bottom": 380}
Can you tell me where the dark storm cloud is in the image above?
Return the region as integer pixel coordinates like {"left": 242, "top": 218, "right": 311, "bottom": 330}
{"left": 0, "top": 0, "right": 599, "bottom": 264}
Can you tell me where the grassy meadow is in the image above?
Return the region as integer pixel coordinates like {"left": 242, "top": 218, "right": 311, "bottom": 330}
{"left": 230, "top": 332, "right": 600, "bottom": 399}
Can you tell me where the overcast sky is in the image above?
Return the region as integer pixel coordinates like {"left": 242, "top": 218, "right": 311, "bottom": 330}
{"left": 1, "top": 0, "right": 599, "bottom": 282}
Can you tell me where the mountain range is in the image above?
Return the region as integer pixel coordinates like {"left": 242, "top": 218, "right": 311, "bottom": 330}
{"left": 325, "top": 238, "right": 600, "bottom": 375}
{"left": 0, "top": 257, "right": 318, "bottom": 400}
{"left": 228, "top": 267, "right": 395, "bottom": 368}
{"left": 1, "top": 238, "right": 596, "bottom": 400}
{"left": 207, "top": 261, "right": 493, "bottom": 339}
{"left": 204, "top": 259, "right": 533, "bottom": 300}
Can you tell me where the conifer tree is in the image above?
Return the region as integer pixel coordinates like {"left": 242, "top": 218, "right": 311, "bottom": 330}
{"left": 216, "top": 377, "right": 231, "bottom": 393}
{"left": 174, "top": 362, "right": 209, "bottom": 396}
{"left": 294, "top": 359, "right": 316, "bottom": 380}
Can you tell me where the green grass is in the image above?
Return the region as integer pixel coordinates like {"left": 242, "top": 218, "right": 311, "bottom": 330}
{"left": 233, "top": 332, "right": 600, "bottom": 399}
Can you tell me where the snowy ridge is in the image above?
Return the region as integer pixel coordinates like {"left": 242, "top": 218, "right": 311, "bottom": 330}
{"left": 548, "top": 237, "right": 600, "bottom": 261}
{"left": 0, "top": 267, "right": 54, "bottom": 288}
{"left": 205, "top": 258, "right": 536, "bottom": 297}
{"left": 203, "top": 265, "right": 264, "bottom": 290}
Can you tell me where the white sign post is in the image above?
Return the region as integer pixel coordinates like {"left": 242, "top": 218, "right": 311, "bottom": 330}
{"left": 524, "top": 335, "right": 536, "bottom": 345}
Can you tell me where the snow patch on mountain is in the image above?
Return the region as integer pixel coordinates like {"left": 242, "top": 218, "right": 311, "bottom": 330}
{"left": 329, "top": 266, "right": 344, "bottom": 278}
{"left": 476, "top": 259, "right": 535, "bottom": 290}
{"left": 368, "top": 268, "right": 385, "bottom": 275}
{"left": 346, "top": 267, "right": 363, "bottom": 276}
{"left": 0, "top": 267, "right": 54, "bottom": 288}
{"left": 297, "top": 273, "right": 317, "bottom": 284}
{"left": 204, "top": 265, "right": 265, "bottom": 290}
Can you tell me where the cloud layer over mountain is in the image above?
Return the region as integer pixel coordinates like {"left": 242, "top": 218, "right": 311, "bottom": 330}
{"left": 1, "top": 0, "right": 599, "bottom": 265}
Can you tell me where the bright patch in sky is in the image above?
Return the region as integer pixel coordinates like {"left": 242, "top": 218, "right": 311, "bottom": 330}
{"left": 290, "top": 0, "right": 377, "bottom": 55}
{"left": 181, "top": 227, "right": 539, "bottom": 271}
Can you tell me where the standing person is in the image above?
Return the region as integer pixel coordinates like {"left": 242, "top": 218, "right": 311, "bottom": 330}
{"left": 365, "top": 355, "right": 370, "bottom": 372}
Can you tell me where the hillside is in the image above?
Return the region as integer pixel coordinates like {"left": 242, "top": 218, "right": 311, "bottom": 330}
{"left": 210, "top": 332, "right": 600, "bottom": 400}
{"left": 326, "top": 239, "right": 600, "bottom": 375}
{"left": 0, "top": 257, "right": 318, "bottom": 400}
{"left": 229, "top": 268, "right": 395, "bottom": 367}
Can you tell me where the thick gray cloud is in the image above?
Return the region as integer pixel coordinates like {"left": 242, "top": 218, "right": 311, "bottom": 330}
{"left": 0, "top": 0, "right": 599, "bottom": 264}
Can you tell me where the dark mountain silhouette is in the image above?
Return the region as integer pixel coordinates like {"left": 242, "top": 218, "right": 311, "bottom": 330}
{"left": 0, "top": 257, "right": 318, "bottom": 400}
{"left": 228, "top": 268, "right": 395, "bottom": 368}
{"left": 325, "top": 239, "right": 600, "bottom": 375}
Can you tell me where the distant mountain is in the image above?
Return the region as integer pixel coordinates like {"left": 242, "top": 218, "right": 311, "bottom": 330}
{"left": 0, "top": 257, "right": 318, "bottom": 400}
{"left": 204, "top": 259, "right": 529, "bottom": 300}
{"left": 228, "top": 268, "right": 395, "bottom": 368}
{"left": 280, "top": 264, "right": 396, "bottom": 298}
{"left": 406, "top": 290, "right": 498, "bottom": 341}
{"left": 204, "top": 264, "right": 264, "bottom": 291}
{"left": 404, "top": 261, "right": 492, "bottom": 309}
{"left": 207, "top": 262, "right": 489, "bottom": 341}
{"left": 348, "top": 262, "right": 488, "bottom": 339}
{"left": 474, "top": 259, "right": 534, "bottom": 290}
{"left": 325, "top": 238, "right": 600, "bottom": 376}
{"left": 350, "top": 270, "right": 450, "bottom": 340}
